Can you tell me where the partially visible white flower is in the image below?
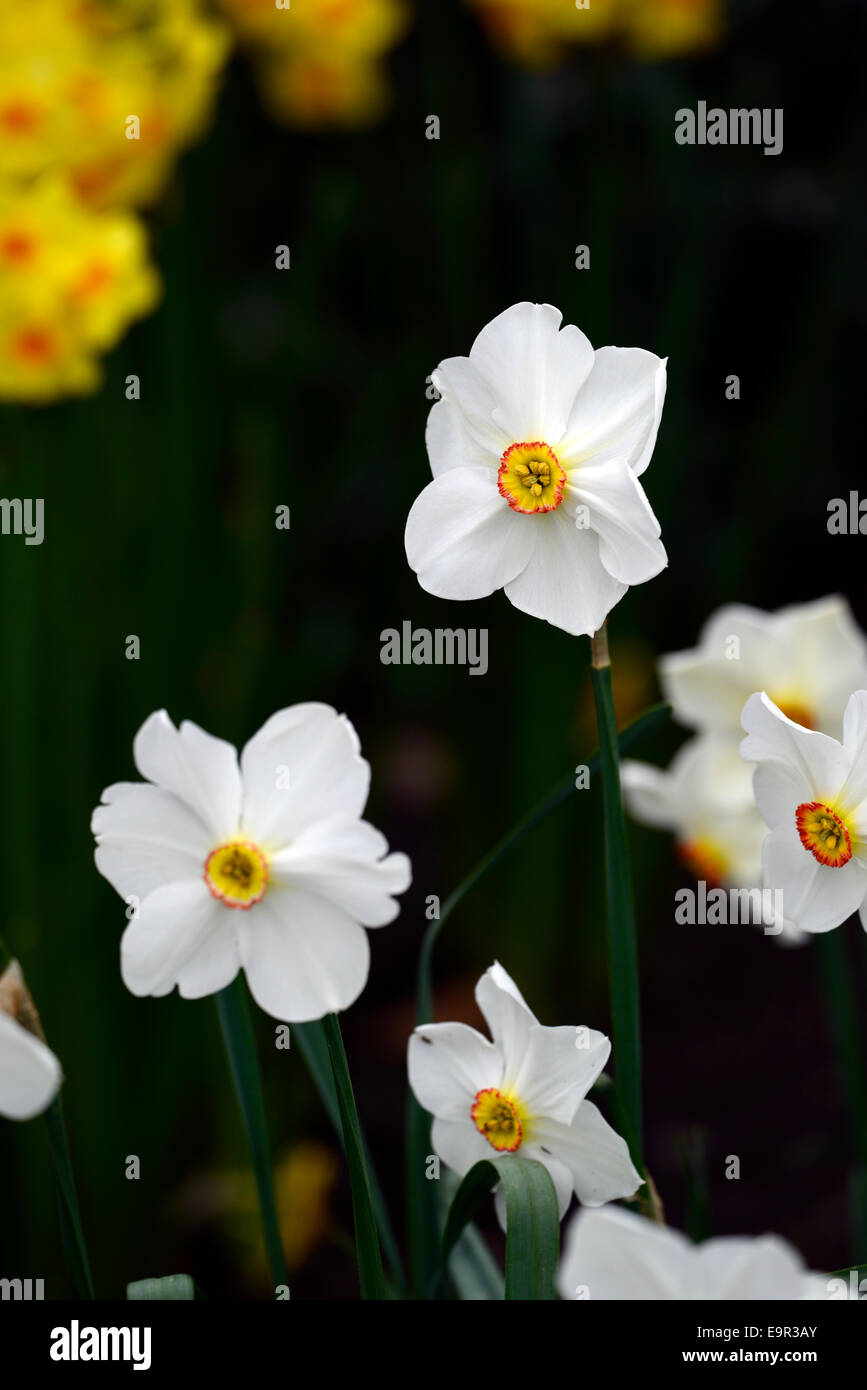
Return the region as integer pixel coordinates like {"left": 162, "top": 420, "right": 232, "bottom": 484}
{"left": 0, "top": 960, "right": 62, "bottom": 1121}
{"left": 558, "top": 1205, "right": 827, "bottom": 1300}
{"left": 740, "top": 690, "right": 867, "bottom": 936}
{"left": 407, "top": 962, "right": 641, "bottom": 1227}
{"left": 660, "top": 596, "right": 867, "bottom": 741}
{"left": 92, "top": 704, "right": 411, "bottom": 1022}
{"left": 622, "top": 734, "right": 763, "bottom": 888}
{"left": 405, "top": 302, "right": 667, "bottom": 637}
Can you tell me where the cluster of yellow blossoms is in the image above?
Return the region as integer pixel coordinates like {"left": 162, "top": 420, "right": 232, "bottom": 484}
{"left": 467, "top": 0, "right": 724, "bottom": 67}
{"left": 0, "top": 0, "right": 228, "bottom": 402}
{"left": 221, "top": 0, "right": 410, "bottom": 129}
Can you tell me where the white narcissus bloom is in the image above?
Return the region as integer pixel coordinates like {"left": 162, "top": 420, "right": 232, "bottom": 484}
{"left": 405, "top": 302, "right": 667, "bottom": 637}
{"left": 0, "top": 961, "right": 62, "bottom": 1121}
{"left": 660, "top": 596, "right": 867, "bottom": 742}
{"left": 407, "top": 962, "right": 642, "bottom": 1226}
{"left": 92, "top": 704, "right": 411, "bottom": 1022}
{"left": 740, "top": 690, "right": 867, "bottom": 936}
{"left": 622, "top": 734, "right": 765, "bottom": 890}
{"left": 558, "top": 1206, "right": 827, "bottom": 1301}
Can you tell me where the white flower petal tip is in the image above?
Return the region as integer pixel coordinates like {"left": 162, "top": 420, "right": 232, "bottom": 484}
{"left": 94, "top": 704, "right": 411, "bottom": 1022}
{"left": 557, "top": 1206, "right": 826, "bottom": 1301}
{"left": 660, "top": 595, "right": 867, "bottom": 741}
{"left": 407, "top": 304, "right": 667, "bottom": 635}
{"left": 407, "top": 961, "right": 638, "bottom": 1225}
{"left": 0, "top": 963, "right": 62, "bottom": 1121}
{"left": 738, "top": 689, "right": 867, "bottom": 936}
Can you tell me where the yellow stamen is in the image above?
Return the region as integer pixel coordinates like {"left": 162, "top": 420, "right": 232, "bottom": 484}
{"left": 204, "top": 839, "right": 269, "bottom": 909}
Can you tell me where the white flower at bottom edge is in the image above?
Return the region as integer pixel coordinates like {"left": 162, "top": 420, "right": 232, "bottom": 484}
{"left": 405, "top": 302, "right": 667, "bottom": 637}
{"left": 0, "top": 963, "right": 62, "bottom": 1121}
{"left": 407, "top": 962, "right": 642, "bottom": 1228}
{"left": 740, "top": 689, "right": 867, "bottom": 936}
{"left": 557, "top": 1205, "right": 827, "bottom": 1300}
{"left": 91, "top": 704, "right": 411, "bottom": 1023}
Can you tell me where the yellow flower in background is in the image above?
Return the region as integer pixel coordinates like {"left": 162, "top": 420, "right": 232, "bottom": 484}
{"left": 222, "top": 0, "right": 410, "bottom": 127}
{"left": 469, "top": 0, "right": 616, "bottom": 68}
{"left": 0, "top": 0, "right": 229, "bottom": 208}
{"left": 0, "top": 180, "right": 160, "bottom": 403}
{"left": 621, "top": 0, "right": 724, "bottom": 60}
{"left": 466, "top": 0, "right": 724, "bottom": 66}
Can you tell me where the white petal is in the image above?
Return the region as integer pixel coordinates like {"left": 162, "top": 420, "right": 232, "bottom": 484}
{"left": 740, "top": 692, "right": 850, "bottom": 825}
{"left": 269, "top": 816, "right": 410, "bottom": 926}
{"left": 239, "top": 705, "right": 370, "bottom": 848}
{"left": 561, "top": 347, "right": 667, "bottom": 478}
{"left": 660, "top": 605, "right": 781, "bottom": 733}
{"left": 762, "top": 822, "right": 867, "bottom": 934}
{"left": 429, "top": 359, "right": 511, "bottom": 463}
{"left": 405, "top": 469, "right": 536, "bottom": 601}
{"left": 697, "top": 1235, "right": 814, "bottom": 1300}
{"left": 0, "top": 1011, "right": 62, "bottom": 1120}
{"left": 92, "top": 781, "right": 212, "bottom": 900}
{"left": 621, "top": 759, "right": 681, "bottom": 830}
{"left": 133, "top": 711, "right": 242, "bottom": 844}
{"left": 503, "top": 508, "right": 627, "bottom": 637}
{"left": 513, "top": 1023, "right": 610, "bottom": 1125}
{"left": 467, "top": 302, "right": 595, "bottom": 444}
{"left": 176, "top": 915, "right": 242, "bottom": 999}
{"left": 567, "top": 459, "right": 666, "bottom": 585}
{"left": 120, "top": 878, "right": 230, "bottom": 998}
{"left": 431, "top": 1114, "right": 496, "bottom": 1179}
{"left": 408, "top": 1023, "right": 501, "bottom": 1121}
{"left": 533, "top": 1099, "right": 642, "bottom": 1206}
{"left": 558, "top": 1205, "right": 693, "bottom": 1300}
{"left": 238, "top": 888, "right": 370, "bottom": 1022}
{"left": 834, "top": 690, "right": 867, "bottom": 815}
{"left": 475, "top": 962, "right": 536, "bottom": 1079}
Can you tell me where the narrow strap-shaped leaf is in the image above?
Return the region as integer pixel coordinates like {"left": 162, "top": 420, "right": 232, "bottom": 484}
{"left": 215, "top": 976, "right": 289, "bottom": 1292}
{"left": 44, "top": 1097, "right": 95, "bottom": 1300}
{"left": 293, "top": 1019, "right": 406, "bottom": 1294}
{"left": 127, "top": 1274, "right": 196, "bottom": 1300}
{"left": 322, "top": 1012, "right": 386, "bottom": 1300}
{"left": 441, "top": 1156, "right": 559, "bottom": 1300}
{"left": 591, "top": 634, "right": 644, "bottom": 1170}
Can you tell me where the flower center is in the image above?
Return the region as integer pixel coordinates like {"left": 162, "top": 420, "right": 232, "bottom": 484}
{"left": 795, "top": 801, "right": 853, "bottom": 868}
{"left": 204, "top": 839, "right": 269, "bottom": 909}
{"left": 772, "top": 696, "right": 814, "bottom": 729}
{"left": 498, "top": 441, "right": 566, "bottom": 515}
{"left": 471, "top": 1087, "right": 524, "bottom": 1152}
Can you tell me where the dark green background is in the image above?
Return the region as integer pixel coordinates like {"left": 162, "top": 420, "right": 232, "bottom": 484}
{"left": 2, "top": 0, "right": 866, "bottom": 1297}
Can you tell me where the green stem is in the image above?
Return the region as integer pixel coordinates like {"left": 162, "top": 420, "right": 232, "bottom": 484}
{"left": 43, "top": 1098, "right": 95, "bottom": 1299}
{"left": 590, "top": 624, "right": 643, "bottom": 1170}
{"left": 322, "top": 1013, "right": 386, "bottom": 1300}
{"left": 215, "top": 976, "right": 289, "bottom": 1292}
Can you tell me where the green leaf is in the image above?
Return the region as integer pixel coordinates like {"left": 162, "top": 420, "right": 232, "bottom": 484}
{"left": 322, "top": 1012, "right": 386, "bottom": 1300}
{"left": 408, "top": 700, "right": 670, "bottom": 1294}
{"left": 127, "top": 1274, "right": 196, "bottom": 1300}
{"left": 590, "top": 652, "right": 643, "bottom": 1169}
{"left": 437, "top": 1172, "right": 504, "bottom": 1301}
{"left": 293, "top": 1020, "right": 405, "bottom": 1294}
{"left": 215, "top": 976, "right": 288, "bottom": 1292}
{"left": 441, "top": 1157, "right": 559, "bottom": 1300}
{"left": 44, "top": 1097, "right": 95, "bottom": 1300}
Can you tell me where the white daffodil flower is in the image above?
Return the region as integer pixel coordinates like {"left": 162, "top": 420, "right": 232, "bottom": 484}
{"left": 92, "top": 704, "right": 411, "bottom": 1022}
{"left": 405, "top": 302, "right": 667, "bottom": 637}
{"left": 740, "top": 690, "right": 867, "bottom": 936}
{"left": 0, "top": 961, "right": 62, "bottom": 1121}
{"left": 557, "top": 1205, "right": 827, "bottom": 1300}
{"left": 622, "top": 734, "right": 764, "bottom": 888}
{"left": 660, "top": 596, "right": 867, "bottom": 742}
{"left": 407, "top": 962, "right": 642, "bottom": 1227}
